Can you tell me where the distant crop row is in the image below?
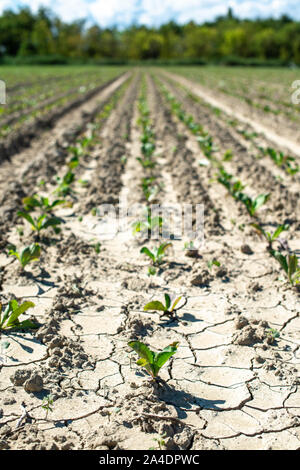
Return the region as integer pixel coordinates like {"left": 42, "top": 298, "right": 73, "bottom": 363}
{"left": 0, "top": 77, "right": 131, "bottom": 335}
{"left": 0, "top": 67, "right": 125, "bottom": 140}
{"left": 168, "top": 67, "right": 300, "bottom": 124}
{"left": 155, "top": 75, "right": 300, "bottom": 288}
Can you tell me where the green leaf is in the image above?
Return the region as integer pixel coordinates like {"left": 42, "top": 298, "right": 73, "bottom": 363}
{"left": 170, "top": 296, "right": 182, "bottom": 312}
{"left": 272, "top": 224, "right": 289, "bottom": 241}
{"left": 288, "top": 254, "right": 298, "bottom": 282}
{"left": 140, "top": 247, "right": 155, "bottom": 263}
{"left": 129, "top": 340, "right": 179, "bottom": 378}
{"left": 20, "top": 243, "right": 41, "bottom": 267}
{"left": 16, "top": 319, "right": 39, "bottom": 330}
{"left": 223, "top": 150, "right": 233, "bottom": 161}
{"left": 8, "top": 250, "right": 20, "bottom": 262}
{"left": 0, "top": 303, "right": 10, "bottom": 328}
{"left": 136, "top": 358, "right": 148, "bottom": 367}
{"left": 10, "top": 299, "right": 18, "bottom": 311}
{"left": 157, "top": 242, "right": 172, "bottom": 257}
{"left": 164, "top": 294, "right": 171, "bottom": 310}
{"left": 271, "top": 250, "right": 288, "bottom": 274}
{"left": 22, "top": 196, "right": 41, "bottom": 211}
{"left": 5, "top": 301, "right": 35, "bottom": 328}
{"left": 144, "top": 301, "right": 167, "bottom": 312}
{"left": 148, "top": 266, "right": 157, "bottom": 276}
{"left": 17, "top": 211, "right": 36, "bottom": 229}
{"left": 63, "top": 171, "right": 75, "bottom": 185}
{"left": 128, "top": 341, "right": 154, "bottom": 365}
{"left": 41, "top": 216, "right": 61, "bottom": 230}
{"left": 253, "top": 193, "right": 270, "bottom": 212}
{"left": 68, "top": 156, "right": 79, "bottom": 169}
{"left": 207, "top": 259, "right": 221, "bottom": 269}
{"left": 153, "top": 342, "right": 179, "bottom": 371}
{"left": 132, "top": 221, "right": 142, "bottom": 234}
{"left": 41, "top": 197, "right": 49, "bottom": 207}
{"left": 52, "top": 199, "right": 65, "bottom": 208}
{"left": 36, "top": 213, "right": 47, "bottom": 228}
{"left": 1, "top": 303, "right": 13, "bottom": 328}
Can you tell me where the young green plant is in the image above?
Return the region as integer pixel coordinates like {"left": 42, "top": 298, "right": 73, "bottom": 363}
{"left": 22, "top": 195, "right": 66, "bottom": 213}
{"left": 144, "top": 294, "right": 186, "bottom": 318}
{"left": 251, "top": 223, "right": 289, "bottom": 249}
{"left": 42, "top": 394, "right": 54, "bottom": 420}
{"left": 0, "top": 300, "right": 37, "bottom": 331}
{"left": 207, "top": 259, "right": 221, "bottom": 270}
{"left": 17, "top": 211, "right": 62, "bottom": 236}
{"left": 271, "top": 251, "right": 300, "bottom": 286}
{"left": 132, "top": 209, "right": 163, "bottom": 237}
{"left": 128, "top": 340, "right": 179, "bottom": 380}
{"left": 140, "top": 242, "right": 172, "bottom": 266}
{"left": 8, "top": 243, "right": 41, "bottom": 270}
{"left": 141, "top": 177, "right": 160, "bottom": 202}
{"left": 237, "top": 192, "right": 270, "bottom": 217}
{"left": 266, "top": 328, "right": 280, "bottom": 344}
{"left": 55, "top": 171, "right": 76, "bottom": 197}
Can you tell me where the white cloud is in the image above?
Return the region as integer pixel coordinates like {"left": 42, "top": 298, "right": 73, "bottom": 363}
{"left": 0, "top": 0, "right": 14, "bottom": 10}
{"left": 1, "top": 0, "right": 300, "bottom": 26}
{"left": 137, "top": 0, "right": 228, "bottom": 26}
{"left": 90, "top": 0, "right": 300, "bottom": 26}
{"left": 229, "top": 0, "right": 300, "bottom": 19}
{"left": 89, "top": 0, "right": 137, "bottom": 27}
{"left": 53, "top": 0, "right": 91, "bottom": 21}
{"left": 15, "top": 0, "right": 91, "bottom": 22}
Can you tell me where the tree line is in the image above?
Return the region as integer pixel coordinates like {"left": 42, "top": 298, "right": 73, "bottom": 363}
{"left": 0, "top": 6, "right": 299, "bottom": 65}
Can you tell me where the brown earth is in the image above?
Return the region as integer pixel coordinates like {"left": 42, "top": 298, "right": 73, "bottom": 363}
{"left": 0, "top": 70, "right": 299, "bottom": 451}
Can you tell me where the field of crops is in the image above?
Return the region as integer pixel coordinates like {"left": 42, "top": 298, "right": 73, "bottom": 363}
{"left": 0, "top": 66, "right": 299, "bottom": 451}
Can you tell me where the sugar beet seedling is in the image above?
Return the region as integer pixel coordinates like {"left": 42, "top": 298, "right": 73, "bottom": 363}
{"left": 141, "top": 177, "right": 161, "bottom": 203}
{"left": 156, "top": 79, "right": 219, "bottom": 160}
{"left": 137, "top": 77, "right": 157, "bottom": 173}
{"left": 271, "top": 250, "right": 300, "bottom": 287}
{"left": 265, "top": 148, "right": 299, "bottom": 175}
{"left": 144, "top": 294, "right": 187, "bottom": 318}
{"left": 238, "top": 192, "right": 270, "bottom": 217}
{"left": 54, "top": 170, "right": 76, "bottom": 197}
{"left": 0, "top": 300, "right": 38, "bottom": 331}
{"left": 140, "top": 242, "right": 172, "bottom": 266}
{"left": 17, "top": 211, "right": 62, "bottom": 237}
{"left": 132, "top": 208, "right": 164, "bottom": 237}
{"left": 42, "top": 394, "right": 54, "bottom": 420}
{"left": 217, "top": 167, "right": 270, "bottom": 217}
{"left": 128, "top": 340, "right": 179, "bottom": 380}
{"left": 251, "top": 223, "right": 289, "bottom": 249}
{"left": 8, "top": 243, "right": 41, "bottom": 270}
{"left": 266, "top": 328, "right": 280, "bottom": 344}
{"left": 22, "top": 195, "right": 66, "bottom": 213}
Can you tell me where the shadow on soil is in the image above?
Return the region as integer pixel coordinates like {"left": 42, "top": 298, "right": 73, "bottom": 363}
{"left": 156, "top": 381, "right": 225, "bottom": 416}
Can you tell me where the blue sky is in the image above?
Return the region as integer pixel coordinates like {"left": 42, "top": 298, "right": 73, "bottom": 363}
{"left": 0, "top": 0, "right": 299, "bottom": 27}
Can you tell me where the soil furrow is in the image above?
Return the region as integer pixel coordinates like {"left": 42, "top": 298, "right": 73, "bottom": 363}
{"left": 158, "top": 73, "right": 300, "bottom": 225}
{"left": 0, "top": 72, "right": 128, "bottom": 162}
{"left": 164, "top": 71, "right": 300, "bottom": 156}
{"left": 0, "top": 69, "right": 299, "bottom": 451}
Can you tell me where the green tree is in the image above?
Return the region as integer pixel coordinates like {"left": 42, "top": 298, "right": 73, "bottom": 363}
{"left": 31, "top": 19, "right": 55, "bottom": 55}
{"left": 184, "top": 25, "right": 218, "bottom": 58}
{"left": 220, "top": 27, "right": 248, "bottom": 57}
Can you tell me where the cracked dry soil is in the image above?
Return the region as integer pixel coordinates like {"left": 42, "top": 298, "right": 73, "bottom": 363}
{"left": 0, "top": 70, "right": 299, "bottom": 451}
